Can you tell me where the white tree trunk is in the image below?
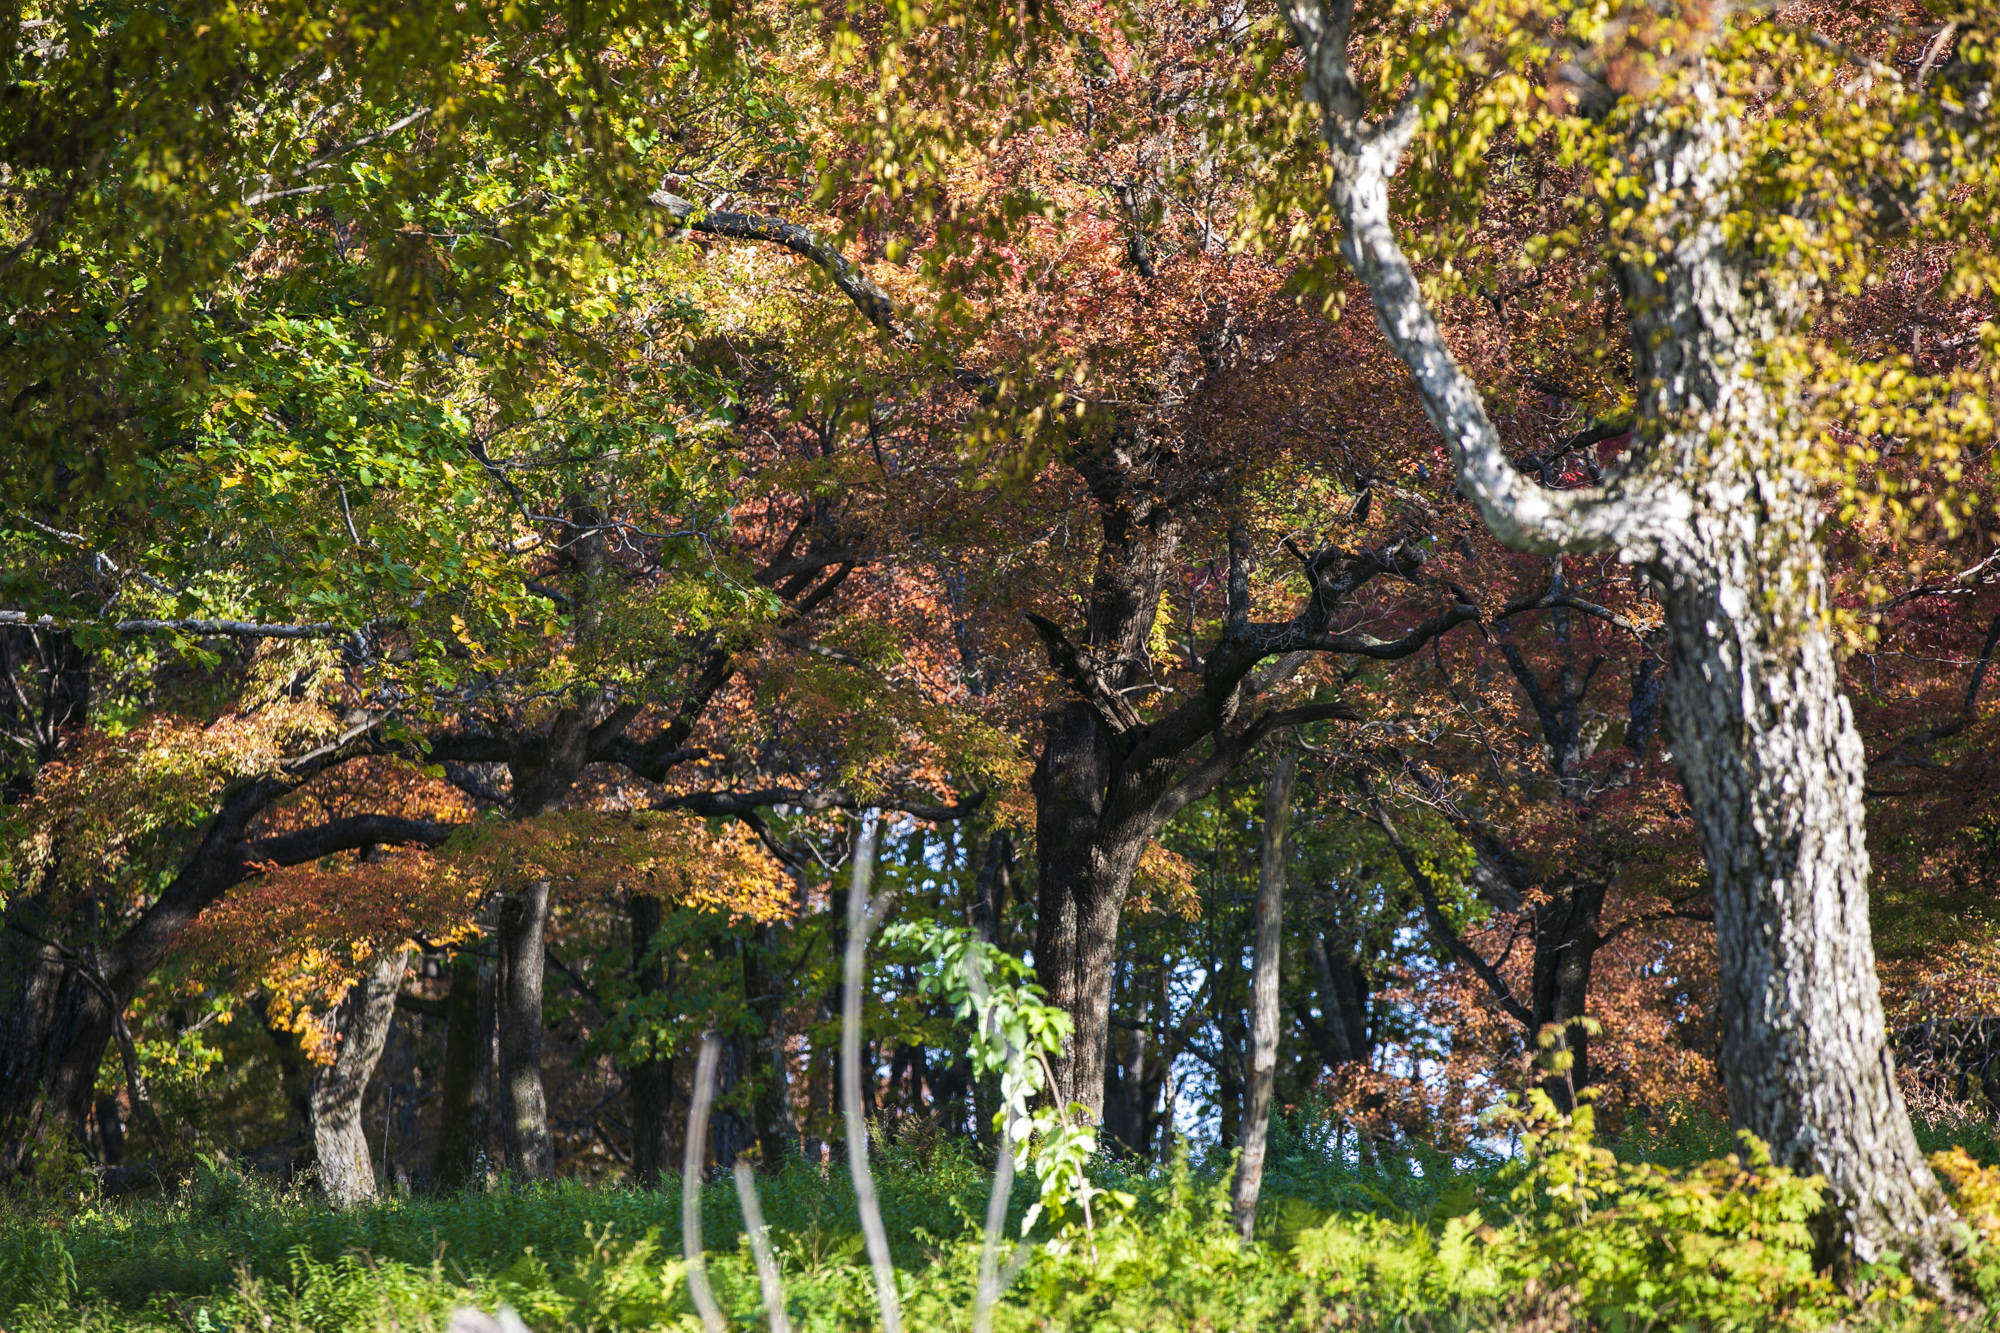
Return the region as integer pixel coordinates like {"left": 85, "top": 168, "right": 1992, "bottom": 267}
{"left": 311, "top": 947, "right": 408, "bottom": 1207}
{"left": 1285, "top": 1, "right": 1958, "bottom": 1282}
{"left": 1232, "top": 748, "right": 1296, "bottom": 1242}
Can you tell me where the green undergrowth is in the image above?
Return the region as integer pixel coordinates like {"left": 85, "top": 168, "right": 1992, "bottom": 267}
{"left": 4, "top": 1104, "right": 2000, "bottom": 1332}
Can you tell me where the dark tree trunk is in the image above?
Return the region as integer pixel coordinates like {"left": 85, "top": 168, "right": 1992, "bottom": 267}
{"left": 497, "top": 881, "right": 554, "bottom": 1180}
{"left": 1527, "top": 880, "right": 1607, "bottom": 1111}
{"left": 0, "top": 911, "right": 103, "bottom": 1172}
{"left": 94, "top": 1093, "right": 124, "bottom": 1166}
{"left": 1032, "top": 686, "right": 1168, "bottom": 1122}
{"left": 1304, "top": 933, "right": 1372, "bottom": 1067}
{"left": 311, "top": 948, "right": 408, "bottom": 1206}
{"left": 1021, "top": 451, "right": 1446, "bottom": 1122}
{"left": 1102, "top": 954, "right": 1158, "bottom": 1157}
{"left": 628, "top": 892, "right": 678, "bottom": 1188}
{"left": 710, "top": 1031, "right": 749, "bottom": 1171}
{"left": 743, "top": 924, "right": 797, "bottom": 1164}
{"left": 1032, "top": 815, "right": 1148, "bottom": 1117}
{"left": 433, "top": 946, "right": 493, "bottom": 1191}
{"left": 0, "top": 882, "right": 133, "bottom": 1174}
{"left": 969, "top": 829, "right": 1015, "bottom": 946}
{"left": 1234, "top": 748, "right": 1296, "bottom": 1240}
{"left": 0, "top": 787, "right": 454, "bottom": 1178}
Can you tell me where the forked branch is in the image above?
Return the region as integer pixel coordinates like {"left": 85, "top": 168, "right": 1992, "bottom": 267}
{"left": 1284, "top": 0, "right": 1679, "bottom": 559}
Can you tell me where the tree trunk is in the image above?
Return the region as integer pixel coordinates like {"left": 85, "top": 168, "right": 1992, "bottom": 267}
{"left": 497, "top": 881, "right": 554, "bottom": 1180}
{"left": 1528, "top": 881, "right": 1605, "bottom": 1112}
{"left": 1102, "top": 954, "right": 1160, "bottom": 1158}
{"left": 1615, "top": 81, "right": 1955, "bottom": 1278}
{"left": 1234, "top": 748, "right": 1296, "bottom": 1241}
{"left": 969, "top": 828, "right": 1014, "bottom": 946}
{"left": 0, "top": 885, "right": 124, "bottom": 1174}
{"left": 628, "top": 892, "right": 678, "bottom": 1188}
{"left": 1031, "top": 702, "right": 1157, "bottom": 1121}
{"left": 744, "top": 923, "right": 798, "bottom": 1164}
{"left": 433, "top": 946, "right": 493, "bottom": 1191}
{"left": 1289, "top": 16, "right": 1961, "bottom": 1279}
{"left": 310, "top": 947, "right": 408, "bottom": 1207}
{"left": 1659, "top": 538, "right": 1956, "bottom": 1274}
{"left": 1304, "top": 933, "right": 1371, "bottom": 1067}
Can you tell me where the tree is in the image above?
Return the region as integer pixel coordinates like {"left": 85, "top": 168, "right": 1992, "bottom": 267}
{"left": 1231, "top": 743, "right": 1295, "bottom": 1240}
{"left": 1348, "top": 561, "right": 1709, "bottom": 1113}
{"left": 1282, "top": 0, "right": 1998, "bottom": 1279}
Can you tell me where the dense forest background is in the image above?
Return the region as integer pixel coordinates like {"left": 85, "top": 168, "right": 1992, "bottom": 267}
{"left": 4, "top": 0, "right": 2000, "bottom": 1326}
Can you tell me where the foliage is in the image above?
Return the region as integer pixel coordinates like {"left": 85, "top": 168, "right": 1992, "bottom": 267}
{"left": 879, "top": 918, "right": 1131, "bottom": 1244}
{"left": 8, "top": 1114, "right": 2000, "bottom": 1332}
{"left": 1494, "top": 1090, "right": 1843, "bottom": 1331}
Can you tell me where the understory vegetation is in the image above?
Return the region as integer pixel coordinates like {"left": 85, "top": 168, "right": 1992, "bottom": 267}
{"left": 10, "top": 1106, "right": 2000, "bottom": 1333}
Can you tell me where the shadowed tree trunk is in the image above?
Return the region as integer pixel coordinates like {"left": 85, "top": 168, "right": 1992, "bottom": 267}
{"left": 1103, "top": 950, "right": 1176, "bottom": 1158}
{"left": 1028, "top": 498, "right": 1470, "bottom": 1121}
{"left": 0, "top": 797, "right": 453, "bottom": 1180}
{"left": 628, "top": 892, "right": 678, "bottom": 1188}
{"left": 1234, "top": 747, "right": 1296, "bottom": 1241}
{"left": 497, "top": 881, "right": 554, "bottom": 1180}
{"left": 969, "top": 828, "right": 1015, "bottom": 946}
{"left": 311, "top": 947, "right": 409, "bottom": 1206}
{"left": 744, "top": 924, "right": 798, "bottom": 1164}
{"left": 434, "top": 945, "right": 494, "bottom": 1191}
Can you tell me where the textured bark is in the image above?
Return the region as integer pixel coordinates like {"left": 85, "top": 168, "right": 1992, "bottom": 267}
{"left": 1233, "top": 748, "right": 1296, "bottom": 1241}
{"left": 1658, "top": 519, "right": 1954, "bottom": 1270}
{"left": 310, "top": 947, "right": 408, "bottom": 1207}
{"left": 0, "top": 897, "right": 105, "bottom": 1171}
{"left": 1032, "top": 705, "right": 1158, "bottom": 1118}
{"left": 627, "top": 892, "right": 679, "bottom": 1188}
{"left": 1289, "top": 5, "right": 1958, "bottom": 1280}
{"left": 433, "top": 946, "right": 494, "bottom": 1191}
{"left": 1619, "top": 83, "right": 1954, "bottom": 1277}
{"left": 497, "top": 881, "right": 555, "bottom": 1180}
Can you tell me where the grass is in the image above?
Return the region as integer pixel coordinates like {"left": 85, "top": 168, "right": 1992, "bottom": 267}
{"left": 3, "top": 1105, "right": 1997, "bottom": 1332}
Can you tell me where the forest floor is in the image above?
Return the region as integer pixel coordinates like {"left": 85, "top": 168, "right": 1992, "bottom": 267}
{"left": 4, "top": 1110, "right": 1999, "bottom": 1332}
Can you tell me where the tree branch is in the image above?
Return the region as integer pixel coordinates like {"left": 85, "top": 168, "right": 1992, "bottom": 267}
{"left": 1285, "top": 0, "right": 1679, "bottom": 558}
{"left": 654, "top": 786, "right": 986, "bottom": 825}
{"left": 1358, "top": 776, "right": 1532, "bottom": 1025}
{"left": 648, "top": 190, "right": 900, "bottom": 334}
{"left": 0, "top": 611, "right": 353, "bottom": 639}
{"left": 1025, "top": 611, "right": 1143, "bottom": 731}
{"left": 1597, "top": 903, "right": 1715, "bottom": 947}
{"left": 233, "top": 814, "right": 459, "bottom": 874}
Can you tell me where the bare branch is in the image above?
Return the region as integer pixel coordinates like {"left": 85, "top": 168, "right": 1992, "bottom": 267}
{"left": 1360, "top": 777, "right": 1532, "bottom": 1025}
{"left": 650, "top": 190, "right": 900, "bottom": 334}
{"left": 0, "top": 611, "right": 353, "bottom": 639}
